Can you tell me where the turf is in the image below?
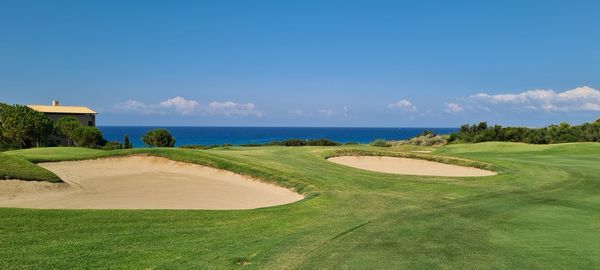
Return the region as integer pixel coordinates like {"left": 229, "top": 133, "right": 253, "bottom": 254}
{"left": 1, "top": 143, "right": 600, "bottom": 269}
{"left": 0, "top": 152, "right": 61, "bottom": 182}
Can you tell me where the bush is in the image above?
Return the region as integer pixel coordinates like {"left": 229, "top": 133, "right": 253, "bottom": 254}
{"left": 71, "top": 126, "right": 104, "bottom": 147}
{"left": 370, "top": 139, "right": 389, "bottom": 147}
{"left": 0, "top": 103, "right": 53, "bottom": 148}
{"left": 54, "top": 117, "right": 81, "bottom": 146}
{"left": 451, "top": 120, "right": 600, "bottom": 144}
{"left": 103, "top": 141, "right": 123, "bottom": 150}
{"left": 274, "top": 139, "right": 305, "bottom": 146}
{"left": 406, "top": 133, "right": 447, "bottom": 146}
{"left": 142, "top": 128, "right": 176, "bottom": 147}
{"left": 180, "top": 144, "right": 221, "bottom": 149}
{"left": 248, "top": 138, "right": 341, "bottom": 147}
{"left": 123, "top": 134, "right": 133, "bottom": 149}
{"left": 306, "top": 138, "right": 340, "bottom": 146}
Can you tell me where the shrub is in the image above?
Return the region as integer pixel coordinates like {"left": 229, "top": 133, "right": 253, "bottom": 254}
{"left": 448, "top": 133, "right": 458, "bottom": 143}
{"left": 406, "top": 133, "right": 447, "bottom": 146}
{"left": 451, "top": 119, "right": 600, "bottom": 144}
{"left": 370, "top": 139, "right": 389, "bottom": 147}
{"left": 307, "top": 138, "right": 341, "bottom": 146}
{"left": 277, "top": 139, "right": 305, "bottom": 146}
{"left": 420, "top": 130, "right": 433, "bottom": 136}
{"left": 54, "top": 117, "right": 81, "bottom": 146}
{"left": 71, "top": 126, "right": 104, "bottom": 147}
{"left": 258, "top": 138, "right": 341, "bottom": 147}
{"left": 142, "top": 128, "right": 176, "bottom": 147}
{"left": 123, "top": 134, "right": 133, "bottom": 149}
{"left": 179, "top": 145, "right": 221, "bottom": 149}
{"left": 103, "top": 141, "right": 123, "bottom": 150}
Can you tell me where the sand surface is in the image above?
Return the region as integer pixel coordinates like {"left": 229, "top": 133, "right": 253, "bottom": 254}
{"left": 328, "top": 156, "right": 495, "bottom": 177}
{"left": 0, "top": 156, "right": 303, "bottom": 210}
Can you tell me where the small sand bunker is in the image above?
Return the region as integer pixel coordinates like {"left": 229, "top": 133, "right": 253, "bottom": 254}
{"left": 328, "top": 156, "right": 495, "bottom": 177}
{"left": 0, "top": 156, "right": 303, "bottom": 210}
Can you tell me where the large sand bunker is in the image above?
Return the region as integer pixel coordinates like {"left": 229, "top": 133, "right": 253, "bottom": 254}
{"left": 328, "top": 156, "right": 495, "bottom": 177}
{"left": 0, "top": 156, "right": 303, "bottom": 210}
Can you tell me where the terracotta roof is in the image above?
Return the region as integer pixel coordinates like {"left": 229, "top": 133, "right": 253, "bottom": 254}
{"left": 27, "top": 105, "right": 97, "bottom": 114}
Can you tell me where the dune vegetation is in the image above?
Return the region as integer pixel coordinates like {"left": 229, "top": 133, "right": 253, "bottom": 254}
{"left": 1, "top": 142, "right": 600, "bottom": 269}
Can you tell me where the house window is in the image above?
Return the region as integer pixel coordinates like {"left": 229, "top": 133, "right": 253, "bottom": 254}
{"left": 88, "top": 121, "right": 93, "bottom": 126}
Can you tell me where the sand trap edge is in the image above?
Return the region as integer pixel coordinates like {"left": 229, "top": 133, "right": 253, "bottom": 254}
{"left": 0, "top": 155, "right": 304, "bottom": 210}
{"left": 327, "top": 155, "right": 496, "bottom": 177}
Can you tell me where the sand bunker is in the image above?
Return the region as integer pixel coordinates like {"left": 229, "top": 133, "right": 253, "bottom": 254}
{"left": 0, "top": 156, "right": 303, "bottom": 210}
{"left": 328, "top": 156, "right": 495, "bottom": 177}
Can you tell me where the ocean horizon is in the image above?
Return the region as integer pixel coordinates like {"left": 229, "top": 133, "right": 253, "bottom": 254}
{"left": 99, "top": 126, "right": 458, "bottom": 147}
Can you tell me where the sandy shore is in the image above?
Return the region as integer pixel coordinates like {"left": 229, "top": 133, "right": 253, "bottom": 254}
{"left": 0, "top": 156, "right": 303, "bottom": 210}
{"left": 328, "top": 156, "right": 495, "bottom": 177}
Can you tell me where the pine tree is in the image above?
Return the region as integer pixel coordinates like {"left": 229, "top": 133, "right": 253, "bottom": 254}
{"left": 123, "top": 134, "right": 131, "bottom": 149}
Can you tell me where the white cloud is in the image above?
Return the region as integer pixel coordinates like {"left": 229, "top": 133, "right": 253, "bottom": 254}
{"left": 114, "top": 97, "right": 261, "bottom": 117}
{"left": 207, "top": 101, "right": 264, "bottom": 117}
{"left": 287, "top": 107, "right": 347, "bottom": 118}
{"left": 114, "top": 96, "right": 200, "bottom": 115}
{"left": 288, "top": 109, "right": 305, "bottom": 116}
{"left": 159, "top": 96, "right": 199, "bottom": 115}
{"left": 469, "top": 86, "right": 600, "bottom": 112}
{"left": 444, "top": 102, "right": 464, "bottom": 113}
{"left": 317, "top": 109, "right": 334, "bottom": 117}
{"left": 388, "top": 99, "right": 416, "bottom": 112}
{"left": 114, "top": 100, "right": 164, "bottom": 115}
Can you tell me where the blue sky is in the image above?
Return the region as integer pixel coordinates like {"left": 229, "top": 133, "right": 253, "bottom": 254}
{"left": 1, "top": 0, "right": 599, "bottom": 127}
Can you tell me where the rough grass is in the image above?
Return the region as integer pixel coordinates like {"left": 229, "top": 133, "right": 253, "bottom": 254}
{"left": 1, "top": 143, "right": 600, "bottom": 269}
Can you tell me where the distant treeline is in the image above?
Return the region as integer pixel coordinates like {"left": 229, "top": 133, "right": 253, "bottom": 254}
{"left": 244, "top": 138, "right": 342, "bottom": 147}
{"left": 449, "top": 119, "right": 600, "bottom": 144}
{"left": 181, "top": 138, "right": 347, "bottom": 149}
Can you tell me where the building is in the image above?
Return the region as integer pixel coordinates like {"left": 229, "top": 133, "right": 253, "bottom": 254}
{"left": 28, "top": 100, "right": 97, "bottom": 127}
{"left": 27, "top": 100, "right": 97, "bottom": 146}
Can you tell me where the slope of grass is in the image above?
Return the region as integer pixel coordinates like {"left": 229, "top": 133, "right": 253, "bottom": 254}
{"left": 1, "top": 143, "right": 600, "bottom": 269}
{"left": 0, "top": 152, "right": 61, "bottom": 182}
{"left": 5, "top": 147, "right": 130, "bottom": 163}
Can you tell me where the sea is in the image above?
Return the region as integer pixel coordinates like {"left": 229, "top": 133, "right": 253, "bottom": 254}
{"left": 98, "top": 126, "right": 458, "bottom": 148}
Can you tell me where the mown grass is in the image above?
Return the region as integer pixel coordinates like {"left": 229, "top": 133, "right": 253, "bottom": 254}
{"left": 1, "top": 142, "right": 600, "bottom": 269}
{"left": 0, "top": 152, "right": 61, "bottom": 182}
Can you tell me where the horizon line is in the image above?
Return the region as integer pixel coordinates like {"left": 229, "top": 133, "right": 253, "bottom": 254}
{"left": 95, "top": 125, "right": 459, "bottom": 129}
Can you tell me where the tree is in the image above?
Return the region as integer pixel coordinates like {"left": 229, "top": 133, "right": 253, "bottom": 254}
{"left": 54, "top": 117, "right": 81, "bottom": 146}
{"left": 71, "top": 125, "right": 104, "bottom": 147}
{"left": 142, "top": 128, "right": 175, "bottom": 147}
{"left": 0, "top": 103, "right": 53, "bottom": 148}
{"left": 123, "top": 134, "right": 132, "bottom": 149}
{"left": 596, "top": 118, "right": 600, "bottom": 124}
{"left": 103, "top": 141, "right": 123, "bottom": 150}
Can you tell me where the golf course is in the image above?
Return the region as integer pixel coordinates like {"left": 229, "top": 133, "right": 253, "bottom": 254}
{"left": 1, "top": 142, "right": 599, "bottom": 269}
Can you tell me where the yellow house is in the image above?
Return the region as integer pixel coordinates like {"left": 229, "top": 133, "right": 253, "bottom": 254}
{"left": 28, "top": 100, "right": 97, "bottom": 127}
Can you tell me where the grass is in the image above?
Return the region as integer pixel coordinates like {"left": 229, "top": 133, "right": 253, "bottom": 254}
{"left": 0, "top": 152, "right": 61, "bottom": 182}
{"left": 1, "top": 142, "right": 600, "bottom": 269}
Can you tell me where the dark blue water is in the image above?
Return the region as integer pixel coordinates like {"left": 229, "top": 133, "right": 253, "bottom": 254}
{"left": 98, "top": 126, "right": 458, "bottom": 147}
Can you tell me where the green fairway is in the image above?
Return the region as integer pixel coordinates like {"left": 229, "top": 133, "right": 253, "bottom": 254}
{"left": 1, "top": 143, "right": 600, "bottom": 269}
